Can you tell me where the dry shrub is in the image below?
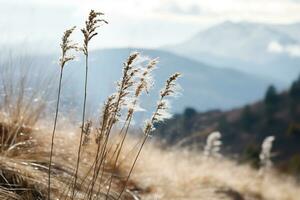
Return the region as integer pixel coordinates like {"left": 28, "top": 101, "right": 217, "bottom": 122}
{"left": 0, "top": 55, "right": 53, "bottom": 156}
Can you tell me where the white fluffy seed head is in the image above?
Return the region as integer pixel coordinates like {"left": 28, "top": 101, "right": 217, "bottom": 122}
{"left": 259, "top": 136, "right": 275, "bottom": 170}
{"left": 143, "top": 72, "right": 181, "bottom": 136}
{"left": 204, "top": 131, "right": 222, "bottom": 158}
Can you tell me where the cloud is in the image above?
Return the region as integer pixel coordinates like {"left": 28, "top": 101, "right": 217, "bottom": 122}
{"left": 2, "top": 0, "right": 300, "bottom": 24}
{"left": 268, "top": 41, "right": 300, "bottom": 57}
{"left": 153, "top": 0, "right": 300, "bottom": 24}
{"left": 286, "top": 45, "right": 300, "bottom": 57}
{"left": 158, "top": 1, "right": 202, "bottom": 16}
{"left": 268, "top": 41, "right": 284, "bottom": 53}
{"left": 1, "top": 0, "right": 300, "bottom": 51}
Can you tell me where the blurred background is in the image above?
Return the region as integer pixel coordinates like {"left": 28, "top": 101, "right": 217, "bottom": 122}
{"left": 1, "top": 0, "right": 300, "bottom": 177}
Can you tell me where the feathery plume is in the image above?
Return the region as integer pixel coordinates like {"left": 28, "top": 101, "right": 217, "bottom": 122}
{"left": 82, "top": 120, "right": 93, "bottom": 146}
{"left": 144, "top": 72, "right": 181, "bottom": 134}
{"left": 81, "top": 10, "right": 108, "bottom": 55}
{"left": 259, "top": 136, "right": 275, "bottom": 172}
{"left": 59, "top": 26, "right": 78, "bottom": 68}
{"left": 110, "top": 52, "right": 141, "bottom": 124}
{"left": 124, "top": 58, "right": 158, "bottom": 120}
{"left": 204, "top": 131, "right": 222, "bottom": 158}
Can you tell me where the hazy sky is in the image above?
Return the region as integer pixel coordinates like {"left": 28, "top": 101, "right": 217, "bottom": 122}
{"left": 1, "top": 0, "right": 300, "bottom": 52}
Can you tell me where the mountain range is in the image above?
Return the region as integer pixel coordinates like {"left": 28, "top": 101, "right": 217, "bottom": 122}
{"left": 163, "top": 21, "right": 300, "bottom": 84}
{"left": 50, "top": 48, "right": 274, "bottom": 114}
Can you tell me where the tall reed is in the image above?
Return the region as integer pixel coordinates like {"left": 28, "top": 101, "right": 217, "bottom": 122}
{"left": 48, "top": 26, "right": 77, "bottom": 200}
{"left": 71, "top": 10, "right": 107, "bottom": 200}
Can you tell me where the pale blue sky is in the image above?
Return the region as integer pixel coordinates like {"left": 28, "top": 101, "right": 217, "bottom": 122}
{"left": 1, "top": 0, "right": 300, "bottom": 53}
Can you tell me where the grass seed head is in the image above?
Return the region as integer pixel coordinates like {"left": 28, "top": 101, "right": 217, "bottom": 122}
{"left": 260, "top": 136, "right": 275, "bottom": 169}
{"left": 82, "top": 120, "right": 93, "bottom": 146}
{"left": 204, "top": 131, "right": 222, "bottom": 158}
{"left": 59, "top": 26, "right": 78, "bottom": 68}
{"left": 81, "top": 10, "right": 108, "bottom": 55}
{"left": 144, "top": 72, "right": 181, "bottom": 135}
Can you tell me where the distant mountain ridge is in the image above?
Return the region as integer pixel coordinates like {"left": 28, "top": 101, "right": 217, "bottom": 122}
{"left": 26, "top": 47, "right": 276, "bottom": 114}
{"left": 163, "top": 21, "right": 300, "bottom": 84}
{"left": 74, "top": 48, "right": 277, "bottom": 112}
{"left": 274, "top": 22, "right": 300, "bottom": 41}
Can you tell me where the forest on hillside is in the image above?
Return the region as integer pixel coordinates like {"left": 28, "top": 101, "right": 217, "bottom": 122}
{"left": 155, "top": 75, "right": 300, "bottom": 177}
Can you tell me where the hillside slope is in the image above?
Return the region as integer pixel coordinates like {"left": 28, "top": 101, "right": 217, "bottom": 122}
{"left": 133, "top": 142, "right": 300, "bottom": 200}
{"left": 0, "top": 120, "right": 299, "bottom": 200}
{"left": 154, "top": 77, "right": 300, "bottom": 176}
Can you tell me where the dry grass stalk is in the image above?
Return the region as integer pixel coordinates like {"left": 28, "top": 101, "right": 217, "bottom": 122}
{"left": 72, "top": 10, "right": 107, "bottom": 200}
{"left": 48, "top": 26, "right": 77, "bottom": 200}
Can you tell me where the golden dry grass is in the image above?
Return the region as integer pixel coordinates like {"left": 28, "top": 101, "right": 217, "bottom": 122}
{"left": 1, "top": 121, "right": 298, "bottom": 200}
{"left": 118, "top": 139, "right": 300, "bottom": 200}
{"left": 0, "top": 121, "right": 141, "bottom": 199}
